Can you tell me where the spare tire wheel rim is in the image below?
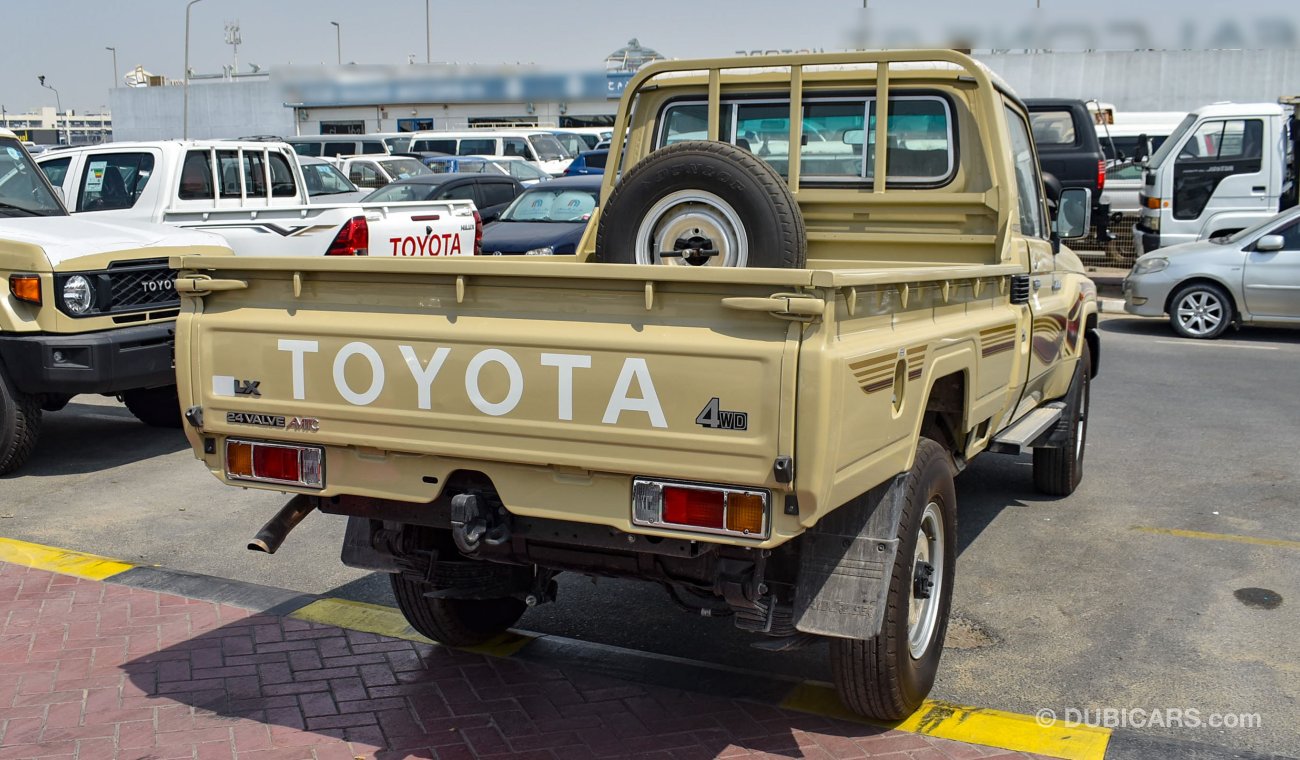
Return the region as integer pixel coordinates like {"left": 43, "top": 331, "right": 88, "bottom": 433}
{"left": 634, "top": 190, "right": 749, "bottom": 267}
{"left": 908, "top": 501, "right": 944, "bottom": 660}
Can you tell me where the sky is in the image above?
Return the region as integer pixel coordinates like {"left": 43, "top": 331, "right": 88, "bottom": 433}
{"left": 4, "top": 0, "right": 1298, "bottom": 114}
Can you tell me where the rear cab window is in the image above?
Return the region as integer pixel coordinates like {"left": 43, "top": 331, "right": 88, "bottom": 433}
{"left": 1029, "top": 110, "right": 1078, "bottom": 146}
{"left": 657, "top": 94, "right": 955, "bottom": 186}
{"left": 77, "top": 152, "right": 156, "bottom": 211}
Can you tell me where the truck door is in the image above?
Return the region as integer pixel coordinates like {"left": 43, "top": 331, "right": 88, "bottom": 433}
{"left": 1006, "top": 107, "right": 1069, "bottom": 398}
{"left": 1243, "top": 216, "right": 1300, "bottom": 318}
{"left": 1172, "top": 118, "right": 1268, "bottom": 234}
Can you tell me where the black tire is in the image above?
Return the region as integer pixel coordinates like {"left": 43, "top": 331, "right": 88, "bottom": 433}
{"left": 121, "top": 386, "right": 183, "bottom": 428}
{"left": 593, "top": 141, "right": 806, "bottom": 268}
{"left": 1168, "top": 282, "right": 1233, "bottom": 340}
{"left": 1033, "top": 344, "right": 1091, "bottom": 496}
{"left": 389, "top": 571, "right": 527, "bottom": 647}
{"left": 830, "top": 438, "right": 956, "bottom": 721}
{"left": 0, "top": 366, "right": 42, "bottom": 476}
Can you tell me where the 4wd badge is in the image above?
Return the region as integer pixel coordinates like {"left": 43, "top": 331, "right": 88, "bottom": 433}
{"left": 695, "top": 398, "right": 748, "bottom": 431}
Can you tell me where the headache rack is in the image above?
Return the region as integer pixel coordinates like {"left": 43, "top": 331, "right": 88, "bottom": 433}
{"left": 601, "top": 49, "right": 1022, "bottom": 264}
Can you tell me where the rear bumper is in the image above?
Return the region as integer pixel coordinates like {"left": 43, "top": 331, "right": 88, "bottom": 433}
{"left": 0, "top": 322, "right": 176, "bottom": 396}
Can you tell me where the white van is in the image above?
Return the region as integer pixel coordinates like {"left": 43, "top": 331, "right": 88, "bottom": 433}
{"left": 286, "top": 135, "right": 391, "bottom": 159}
{"left": 407, "top": 130, "right": 572, "bottom": 176}
{"left": 1094, "top": 112, "right": 1186, "bottom": 214}
{"left": 1135, "top": 103, "right": 1295, "bottom": 255}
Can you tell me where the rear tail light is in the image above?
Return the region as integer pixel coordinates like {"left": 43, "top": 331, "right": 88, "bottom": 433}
{"left": 225, "top": 439, "right": 324, "bottom": 488}
{"left": 473, "top": 209, "right": 483, "bottom": 255}
{"left": 1097, "top": 159, "right": 1106, "bottom": 192}
{"left": 632, "top": 479, "right": 769, "bottom": 538}
{"left": 9, "top": 274, "right": 41, "bottom": 305}
{"left": 326, "top": 216, "right": 369, "bottom": 256}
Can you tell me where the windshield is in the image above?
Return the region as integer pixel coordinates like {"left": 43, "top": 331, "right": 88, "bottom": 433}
{"left": 552, "top": 133, "right": 588, "bottom": 158}
{"left": 377, "top": 158, "right": 430, "bottom": 180}
{"left": 383, "top": 136, "right": 412, "bottom": 153}
{"left": 0, "top": 138, "right": 65, "bottom": 216}
{"left": 1148, "top": 114, "right": 1197, "bottom": 168}
{"left": 527, "top": 133, "right": 568, "bottom": 162}
{"left": 500, "top": 186, "right": 598, "bottom": 222}
{"left": 301, "top": 162, "right": 359, "bottom": 196}
{"left": 494, "top": 160, "right": 548, "bottom": 181}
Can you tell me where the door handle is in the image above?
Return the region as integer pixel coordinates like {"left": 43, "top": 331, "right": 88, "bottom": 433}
{"left": 1252, "top": 186, "right": 1267, "bottom": 193}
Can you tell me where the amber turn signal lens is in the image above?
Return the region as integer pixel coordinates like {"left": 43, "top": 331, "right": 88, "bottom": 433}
{"left": 1144, "top": 196, "right": 1163, "bottom": 209}
{"left": 725, "top": 492, "right": 766, "bottom": 535}
{"left": 9, "top": 274, "right": 41, "bottom": 305}
{"left": 226, "top": 440, "right": 253, "bottom": 478}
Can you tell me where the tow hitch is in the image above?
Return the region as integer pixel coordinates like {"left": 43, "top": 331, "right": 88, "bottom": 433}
{"left": 449, "top": 491, "right": 512, "bottom": 554}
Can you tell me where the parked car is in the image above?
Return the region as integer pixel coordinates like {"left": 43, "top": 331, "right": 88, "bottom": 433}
{"left": 407, "top": 130, "right": 572, "bottom": 176}
{"left": 475, "top": 156, "right": 551, "bottom": 186}
{"left": 480, "top": 175, "right": 601, "bottom": 255}
{"left": 1025, "top": 98, "right": 1113, "bottom": 242}
{"left": 363, "top": 173, "right": 524, "bottom": 223}
{"left": 37, "top": 140, "right": 479, "bottom": 257}
{"left": 297, "top": 156, "right": 370, "bottom": 203}
{"left": 337, "top": 156, "right": 431, "bottom": 189}
{"left": 1124, "top": 205, "right": 1300, "bottom": 338}
{"left": 563, "top": 149, "right": 608, "bottom": 176}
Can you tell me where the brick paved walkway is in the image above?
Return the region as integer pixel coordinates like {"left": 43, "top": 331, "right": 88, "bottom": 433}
{"left": 0, "top": 561, "right": 1050, "bottom": 760}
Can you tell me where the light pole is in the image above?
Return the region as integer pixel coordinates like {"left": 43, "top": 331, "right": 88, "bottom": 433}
{"left": 424, "top": 0, "right": 430, "bottom": 64}
{"left": 330, "top": 22, "right": 341, "bottom": 65}
{"left": 37, "top": 75, "right": 68, "bottom": 145}
{"left": 184, "top": 0, "right": 204, "bottom": 139}
{"left": 106, "top": 46, "right": 118, "bottom": 89}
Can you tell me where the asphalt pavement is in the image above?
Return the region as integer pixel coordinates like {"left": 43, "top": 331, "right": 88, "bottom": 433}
{"left": 3, "top": 312, "right": 1298, "bottom": 757}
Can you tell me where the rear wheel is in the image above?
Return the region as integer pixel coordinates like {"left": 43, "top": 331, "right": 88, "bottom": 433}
{"left": 830, "top": 438, "right": 956, "bottom": 721}
{"left": 390, "top": 572, "right": 527, "bottom": 647}
{"left": 121, "top": 386, "right": 183, "bottom": 428}
{"left": 1033, "top": 344, "right": 1091, "bottom": 496}
{"left": 0, "top": 366, "right": 41, "bottom": 475}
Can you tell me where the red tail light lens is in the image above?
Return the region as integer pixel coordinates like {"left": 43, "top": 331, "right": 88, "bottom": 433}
{"left": 473, "top": 209, "right": 483, "bottom": 255}
{"left": 254, "top": 445, "right": 300, "bottom": 482}
{"left": 1097, "top": 160, "right": 1106, "bottom": 192}
{"left": 326, "top": 216, "right": 369, "bottom": 256}
{"left": 662, "top": 486, "right": 725, "bottom": 530}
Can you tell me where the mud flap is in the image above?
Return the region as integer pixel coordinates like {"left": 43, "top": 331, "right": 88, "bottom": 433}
{"left": 793, "top": 473, "right": 906, "bottom": 640}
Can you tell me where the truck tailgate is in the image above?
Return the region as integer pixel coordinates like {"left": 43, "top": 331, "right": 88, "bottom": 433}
{"left": 176, "top": 258, "right": 808, "bottom": 493}
{"left": 360, "top": 200, "right": 478, "bottom": 257}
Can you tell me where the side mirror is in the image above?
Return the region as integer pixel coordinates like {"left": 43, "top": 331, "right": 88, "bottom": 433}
{"left": 1056, "top": 187, "right": 1093, "bottom": 240}
{"left": 1134, "top": 133, "right": 1150, "bottom": 164}
{"left": 1255, "top": 234, "right": 1285, "bottom": 252}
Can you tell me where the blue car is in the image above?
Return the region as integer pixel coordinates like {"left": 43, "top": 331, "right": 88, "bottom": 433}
{"left": 563, "top": 149, "right": 608, "bottom": 176}
{"left": 480, "top": 175, "right": 602, "bottom": 256}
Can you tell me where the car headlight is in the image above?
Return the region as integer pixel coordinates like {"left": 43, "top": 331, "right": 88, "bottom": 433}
{"left": 1132, "top": 257, "right": 1169, "bottom": 275}
{"left": 525, "top": 246, "right": 555, "bottom": 256}
{"left": 62, "top": 275, "right": 95, "bottom": 314}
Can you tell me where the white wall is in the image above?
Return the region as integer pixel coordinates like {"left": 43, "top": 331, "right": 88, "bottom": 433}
{"left": 110, "top": 80, "right": 292, "bottom": 141}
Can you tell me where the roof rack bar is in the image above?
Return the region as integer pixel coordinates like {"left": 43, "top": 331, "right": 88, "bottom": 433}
{"left": 873, "top": 63, "right": 889, "bottom": 194}
{"left": 788, "top": 65, "right": 803, "bottom": 194}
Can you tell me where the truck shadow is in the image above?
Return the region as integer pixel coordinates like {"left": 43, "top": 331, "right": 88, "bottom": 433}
{"left": 5, "top": 401, "right": 188, "bottom": 478}
{"left": 120, "top": 609, "right": 910, "bottom": 759}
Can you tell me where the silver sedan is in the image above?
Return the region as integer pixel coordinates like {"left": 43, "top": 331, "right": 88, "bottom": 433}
{"left": 1123, "top": 206, "right": 1300, "bottom": 338}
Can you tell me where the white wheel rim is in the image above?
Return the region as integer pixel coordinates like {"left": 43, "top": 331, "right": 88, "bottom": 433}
{"left": 908, "top": 501, "right": 945, "bottom": 660}
{"left": 1175, "top": 291, "right": 1224, "bottom": 337}
{"left": 633, "top": 190, "right": 748, "bottom": 267}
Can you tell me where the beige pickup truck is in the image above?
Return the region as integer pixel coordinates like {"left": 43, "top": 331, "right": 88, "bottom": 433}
{"left": 172, "top": 50, "right": 1099, "bottom": 719}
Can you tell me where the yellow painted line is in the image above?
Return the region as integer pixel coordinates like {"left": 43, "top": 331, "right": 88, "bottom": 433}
{"left": 289, "top": 597, "right": 535, "bottom": 657}
{"left": 1132, "top": 526, "right": 1300, "bottom": 551}
{"left": 0, "top": 536, "right": 135, "bottom": 581}
{"left": 781, "top": 683, "right": 1109, "bottom": 760}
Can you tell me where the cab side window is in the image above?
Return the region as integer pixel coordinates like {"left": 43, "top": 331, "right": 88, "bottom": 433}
{"left": 1174, "top": 119, "right": 1263, "bottom": 220}
{"left": 503, "top": 138, "right": 530, "bottom": 159}
{"left": 1005, "top": 107, "right": 1048, "bottom": 239}
{"left": 39, "top": 156, "right": 72, "bottom": 187}
{"left": 77, "top": 152, "right": 156, "bottom": 212}
{"left": 268, "top": 153, "right": 297, "bottom": 197}
{"left": 349, "top": 162, "right": 382, "bottom": 189}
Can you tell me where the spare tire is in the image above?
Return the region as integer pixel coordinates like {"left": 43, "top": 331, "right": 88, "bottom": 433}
{"left": 594, "top": 141, "right": 806, "bottom": 268}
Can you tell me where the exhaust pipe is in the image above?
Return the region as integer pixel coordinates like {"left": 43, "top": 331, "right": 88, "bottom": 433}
{"left": 248, "top": 495, "right": 317, "bottom": 554}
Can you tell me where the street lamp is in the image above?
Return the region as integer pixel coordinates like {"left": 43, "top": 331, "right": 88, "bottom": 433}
{"left": 184, "top": 0, "right": 205, "bottom": 139}
{"left": 330, "top": 21, "right": 341, "bottom": 65}
{"left": 37, "top": 75, "right": 69, "bottom": 146}
{"left": 106, "top": 46, "right": 118, "bottom": 90}
{"left": 424, "top": 1, "right": 430, "bottom": 64}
